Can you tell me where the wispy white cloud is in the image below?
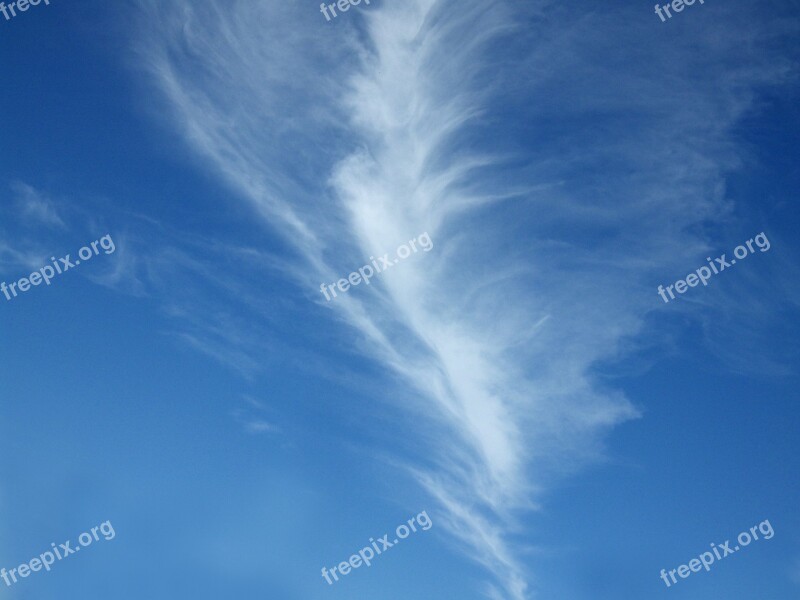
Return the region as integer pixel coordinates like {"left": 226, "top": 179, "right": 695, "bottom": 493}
{"left": 171, "top": 330, "right": 263, "bottom": 379}
{"left": 10, "top": 181, "right": 65, "bottom": 229}
{"left": 0, "top": 240, "right": 48, "bottom": 273}
{"left": 232, "top": 395, "right": 280, "bottom": 435}
{"left": 133, "top": 0, "right": 798, "bottom": 596}
{"left": 243, "top": 420, "right": 279, "bottom": 435}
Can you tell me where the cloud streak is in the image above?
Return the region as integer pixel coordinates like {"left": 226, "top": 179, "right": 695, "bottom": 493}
{"left": 133, "top": 0, "right": 798, "bottom": 596}
{"left": 10, "top": 181, "right": 65, "bottom": 229}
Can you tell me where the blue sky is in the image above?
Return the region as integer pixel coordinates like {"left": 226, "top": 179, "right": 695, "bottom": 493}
{"left": 1, "top": 0, "right": 799, "bottom": 598}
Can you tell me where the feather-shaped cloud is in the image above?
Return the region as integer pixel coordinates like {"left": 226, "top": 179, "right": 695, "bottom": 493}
{"left": 133, "top": 1, "right": 798, "bottom": 596}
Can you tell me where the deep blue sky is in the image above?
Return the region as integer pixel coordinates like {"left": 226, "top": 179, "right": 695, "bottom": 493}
{"left": 1, "top": 1, "right": 799, "bottom": 599}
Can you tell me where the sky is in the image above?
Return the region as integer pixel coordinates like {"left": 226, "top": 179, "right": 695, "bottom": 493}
{"left": 1, "top": 0, "right": 799, "bottom": 599}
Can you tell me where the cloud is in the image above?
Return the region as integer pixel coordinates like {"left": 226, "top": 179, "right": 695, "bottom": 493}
{"left": 243, "top": 420, "right": 279, "bottom": 435}
{"left": 133, "top": 0, "right": 798, "bottom": 597}
{"left": 0, "top": 240, "right": 49, "bottom": 273}
{"left": 232, "top": 396, "right": 280, "bottom": 435}
{"left": 171, "top": 331, "right": 263, "bottom": 379}
{"left": 10, "top": 181, "right": 65, "bottom": 229}
{"left": 84, "top": 233, "right": 149, "bottom": 297}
